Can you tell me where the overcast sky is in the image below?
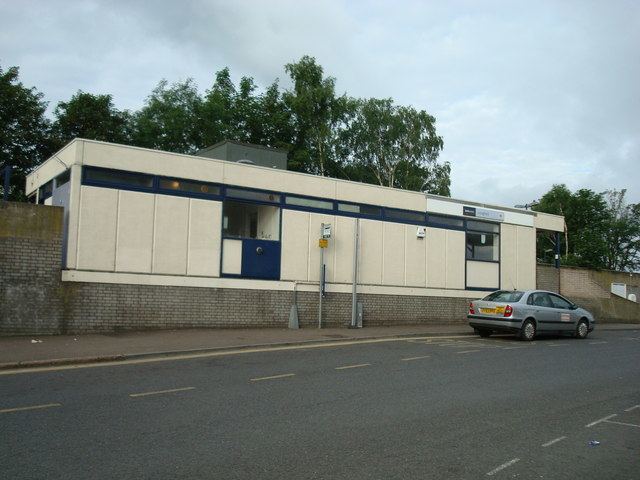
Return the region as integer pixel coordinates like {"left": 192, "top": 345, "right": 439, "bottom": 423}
{"left": 2, "top": 0, "right": 638, "bottom": 207}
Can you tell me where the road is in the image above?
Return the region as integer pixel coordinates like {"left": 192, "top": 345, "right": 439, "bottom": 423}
{"left": 1, "top": 330, "right": 639, "bottom": 479}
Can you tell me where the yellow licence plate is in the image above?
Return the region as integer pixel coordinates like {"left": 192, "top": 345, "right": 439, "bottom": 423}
{"left": 481, "top": 306, "right": 504, "bottom": 314}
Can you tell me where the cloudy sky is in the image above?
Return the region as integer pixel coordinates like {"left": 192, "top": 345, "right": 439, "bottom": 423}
{"left": 2, "top": 0, "right": 638, "bottom": 206}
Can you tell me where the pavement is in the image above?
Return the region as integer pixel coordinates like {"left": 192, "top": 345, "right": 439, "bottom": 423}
{"left": 1, "top": 329, "right": 639, "bottom": 479}
{"left": 0, "top": 322, "right": 638, "bottom": 370}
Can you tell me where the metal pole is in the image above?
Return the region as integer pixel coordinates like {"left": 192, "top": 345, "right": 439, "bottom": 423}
{"left": 318, "top": 223, "right": 324, "bottom": 329}
{"left": 554, "top": 231, "right": 560, "bottom": 268}
{"left": 351, "top": 218, "right": 359, "bottom": 328}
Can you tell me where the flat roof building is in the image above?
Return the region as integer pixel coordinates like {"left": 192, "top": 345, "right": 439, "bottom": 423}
{"left": 25, "top": 139, "right": 564, "bottom": 329}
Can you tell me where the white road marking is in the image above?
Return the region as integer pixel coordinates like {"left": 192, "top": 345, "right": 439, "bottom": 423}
{"left": 129, "top": 386, "right": 195, "bottom": 398}
{"left": 604, "top": 420, "right": 640, "bottom": 428}
{"left": 624, "top": 405, "right": 640, "bottom": 412}
{"left": 335, "top": 363, "right": 371, "bottom": 370}
{"left": 457, "top": 350, "right": 481, "bottom": 354}
{"left": 250, "top": 373, "right": 296, "bottom": 382}
{"left": 542, "top": 436, "right": 567, "bottom": 447}
{"left": 401, "top": 355, "right": 431, "bottom": 361}
{"left": 502, "top": 346, "right": 527, "bottom": 350}
{"left": 588, "top": 341, "right": 607, "bottom": 345}
{"left": 487, "top": 458, "right": 520, "bottom": 476}
{"left": 0, "top": 403, "right": 61, "bottom": 414}
{"left": 547, "top": 344, "right": 569, "bottom": 347}
{"left": 586, "top": 414, "right": 617, "bottom": 427}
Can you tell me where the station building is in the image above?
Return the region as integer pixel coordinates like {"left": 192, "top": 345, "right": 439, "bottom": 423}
{"left": 24, "top": 139, "right": 565, "bottom": 329}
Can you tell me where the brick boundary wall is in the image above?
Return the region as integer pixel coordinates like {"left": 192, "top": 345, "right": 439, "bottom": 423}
{"left": 1, "top": 202, "right": 470, "bottom": 335}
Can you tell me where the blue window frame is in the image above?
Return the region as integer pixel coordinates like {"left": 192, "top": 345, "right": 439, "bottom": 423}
{"left": 384, "top": 207, "right": 426, "bottom": 225}
{"left": 225, "top": 186, "right": 281, "bottom": 204}
{"left": 285, "top": 194, "right": 334, "bottom": 212}
{"left": 157, "top": 177, "right": 221, "bottom": 199}
{"left": 337, "top": 202, "right": 383, "bottom": 219}
{"left": 428, "top": 214, "right": 464, "bottom": 230}
{"left": 83, "top": 167, "right": 154, "bottom": 191}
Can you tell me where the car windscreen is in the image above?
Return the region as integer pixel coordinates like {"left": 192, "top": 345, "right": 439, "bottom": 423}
{"left": 482, "top": 291, "right": 524, "bottom": 303}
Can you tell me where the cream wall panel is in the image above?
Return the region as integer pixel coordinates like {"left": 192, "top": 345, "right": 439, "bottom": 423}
{"left": 467, "top": 261, "right": 499, "bottom": 289}
{"left": 517, "top": 226, "right": 536, "bottom": 290}
{"left": 26, "top": 141, "right": 77, "bottom": 195}
{"left": 426, "top": 228, "right": 446, "bottom": 288}
{"left": 65, "top": 164, "right": 83, "bottom": 269}
{"left": 405, "top": 225, "right": 427, "bottom": 287}
{"left": 335, "top": 181, "right": 425, "bottom": 211}
{"left": 153, "top": 195, "right": 189, "bottom": 275}
{"left": 115, "top": 191, "right": 154, "bottom": 273}
{"left": 83, "top": 141, "right": 224, "bottom": 183}
{"left": 534, "top": 212, "right": 565, "bottom": 232}
{"left": 77, "top": 186, "right": 118, "bottom": 271}
{"left": 445, "top": 230, "right": 465, "bottom": 289}
{"left": 188, "top": 199, "right": 221, "bottom": 277}
{"left": 427, "top": 198, "right": 463, "bottom": 217}
{"left": 359, "top": 219, "right": 383, "bottom": 285}
{"left": 383, "top": 222, "right": 405, "bottom": 286}
{"left": 308, "top": 213, "right": 336, "bottom": 282}
{"left": 280, "top": 210, "right": 310, "bottom": 281}
{"left": 221, "top": 239, "right": 242, "bottom": 275}
{"left": 334, "top": 216, "right": 356, "bottom": 284}
{"left": 500, "top": 224, "right": 518, "bottom": 290}
{"left": 503, "top": 210, "right": 534, "bottom": 227}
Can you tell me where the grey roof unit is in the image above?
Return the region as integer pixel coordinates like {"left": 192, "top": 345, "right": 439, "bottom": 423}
{"left": 197, "top": 140, "right": 288, "bottom": 170}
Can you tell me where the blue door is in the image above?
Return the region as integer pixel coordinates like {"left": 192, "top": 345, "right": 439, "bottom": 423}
{"left": 241, "top": 239, "right": 281, "bottom": 280}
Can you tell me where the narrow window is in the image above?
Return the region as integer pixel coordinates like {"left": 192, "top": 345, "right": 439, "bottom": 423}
{"left": 225, "top": 187, "right": 280, "bottom": 204}
{"left": 158, "top": 178, "right": 220, "bottom": 197}
{"left": 428, "top": 214, "right": 464, "bottom": 228}
{"left": 385, "top": 208, "right": 425, "bottom": 224}
{"left": 285, "top": 195, "right": 333, "bottom": 210}
{"left": 84, "top": 168, "right": 153, "bottom": 189}
{"left": 54, "top": 170, "right": 70, "bottom": 188}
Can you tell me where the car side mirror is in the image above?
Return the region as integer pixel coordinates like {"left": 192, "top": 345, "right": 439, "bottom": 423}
{"left": 570, "top": 304, "right": 578, "bottom": 310}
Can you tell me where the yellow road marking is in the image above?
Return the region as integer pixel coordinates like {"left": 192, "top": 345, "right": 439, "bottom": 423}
{"left": 129, "top": 387, "right": 195, "bottom": 398}
{"left": 401, "top": 355, "right": 431, "bottom": 361}
{"left": 335, "top": 363, "right": 371, "bottom": 370}
{"left": 0, "top": 335, "right": 476, "bottom": 376}
{"left": 250, "top": 373, "right": 296, "bottom": 382}
{"left": 0, "top": 403, "right": 61, "bottom": 414}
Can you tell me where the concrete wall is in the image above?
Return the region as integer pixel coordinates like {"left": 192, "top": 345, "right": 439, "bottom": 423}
{"left": 0, "top": 202, "right": 65, "bottom": 335}
{"left": 536, "top": 264, "right": 639, "bottom": 323}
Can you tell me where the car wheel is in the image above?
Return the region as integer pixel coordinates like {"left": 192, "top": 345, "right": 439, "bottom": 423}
{"left": 478, "top": 329, "right": 492, "bottom": 338}
{"left": 575, "top": 319, "right": 589, "bottom": 339}
{"left": 519, "top": 319, "right": 536, "bottom": 341}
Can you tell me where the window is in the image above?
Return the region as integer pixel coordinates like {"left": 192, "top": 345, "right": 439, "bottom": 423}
{"left": 337, "top": 203, "right": 382, "bottom": 217}
{"left": 527, "top": 292, "right": 553, "bottom": 308}
{"left": 483, "top": 291, "right": 524, "bottom": 302}
{"left": 428, "top": 214, "right": 464, "bottom": 228}
{"left": 38, "top": 180, "right": 53, "bottom": 203}
{"left": 466, "top": 231, "right": 499, "bottom": 261}
{"left": 54, "top": 170, "right": 70, "bottom": 188}
{"left": 385, "top": 208, "right": 425, "bottom": 224}
{"left": 466, "top": 220, "right": 499, "bottom": 233}
{"left": 158, "top": 178, "right": 220, "bottom": 196}
{"left": 549, "top": 294, "right": 572, "bottom": 309}
{"left": 225, "top": 187, "right": 280, "bottom": 204}
{"left": 84, "top": 168, "right": 153, "bottom": 189}
{"left": 222, "top": 200, "right": 280, "bottom": 240}
{"left": 285, "top": 195, "right": 333, "bottom": 210}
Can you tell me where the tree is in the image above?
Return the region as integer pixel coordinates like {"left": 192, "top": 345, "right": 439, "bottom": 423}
{"left": 345, "top": 98, "right": 447, "bottom": 192}
{"left": 283, "top": 56, "right": 350, "bottom": 176}
{"left": 51, "top": 91, "right": 131, "bottom": 148}
{"left": 0, "top": 65, "right": 50, "bottom": 200}
{"left": 602, "top": 189, "right": 640, "bottom": 271}
{"left": 132, "top": 79, "right": 203, "bottom": 154}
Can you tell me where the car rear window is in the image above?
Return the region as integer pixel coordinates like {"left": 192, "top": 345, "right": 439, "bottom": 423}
{"left": 482, "top": 291, "right": 524, "bottom": 302}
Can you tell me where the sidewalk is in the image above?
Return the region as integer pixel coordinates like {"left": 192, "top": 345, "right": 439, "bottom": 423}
{"left": 1, "top": 323, "right": 638, "bottom": 370}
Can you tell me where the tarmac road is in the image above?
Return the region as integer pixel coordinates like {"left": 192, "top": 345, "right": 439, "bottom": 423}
{"left": 1, "top": 330, "right": 639, "bottom": 479}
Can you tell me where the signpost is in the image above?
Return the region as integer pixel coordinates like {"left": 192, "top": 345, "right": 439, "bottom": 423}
{"left": 318, "top": 223, "right": 331, "bottom": 329}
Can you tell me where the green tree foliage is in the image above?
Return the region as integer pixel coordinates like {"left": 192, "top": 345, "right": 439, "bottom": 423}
{"left": 283, "top": 56, "right": 351, "bottom": 177}
{"left": 0, "top": 65, "right": 50, "bottom": 200}
{"left": 51, "top": 91, "right": 131, "bottom": 148}
{"left": 132, "top": 79, "right": 203, "bottom": 154}
{"left": 534, "top": 185, "right": 639, "bottom": 271}
{"left": 345, "top": 98, "right": 447, "bottom": 193}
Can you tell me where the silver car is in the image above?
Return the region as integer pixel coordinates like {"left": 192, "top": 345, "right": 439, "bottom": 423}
{"left": 467, "top": 290, "right": 595, "bottom": 341}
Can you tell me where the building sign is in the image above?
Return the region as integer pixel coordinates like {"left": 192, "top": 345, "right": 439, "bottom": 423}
{"left": 318, "top": 238, "right": 328, "bottom": 248}
{"left": 463, "top": 206, "right": 504, "bottom": 222}
{"left": 322, "top": 224, "right": 332, "bottom": 239}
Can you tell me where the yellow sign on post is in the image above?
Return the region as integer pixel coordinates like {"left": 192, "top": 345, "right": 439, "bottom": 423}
{"left": 319, "top": 238, "right": 328, "bottom": 248}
